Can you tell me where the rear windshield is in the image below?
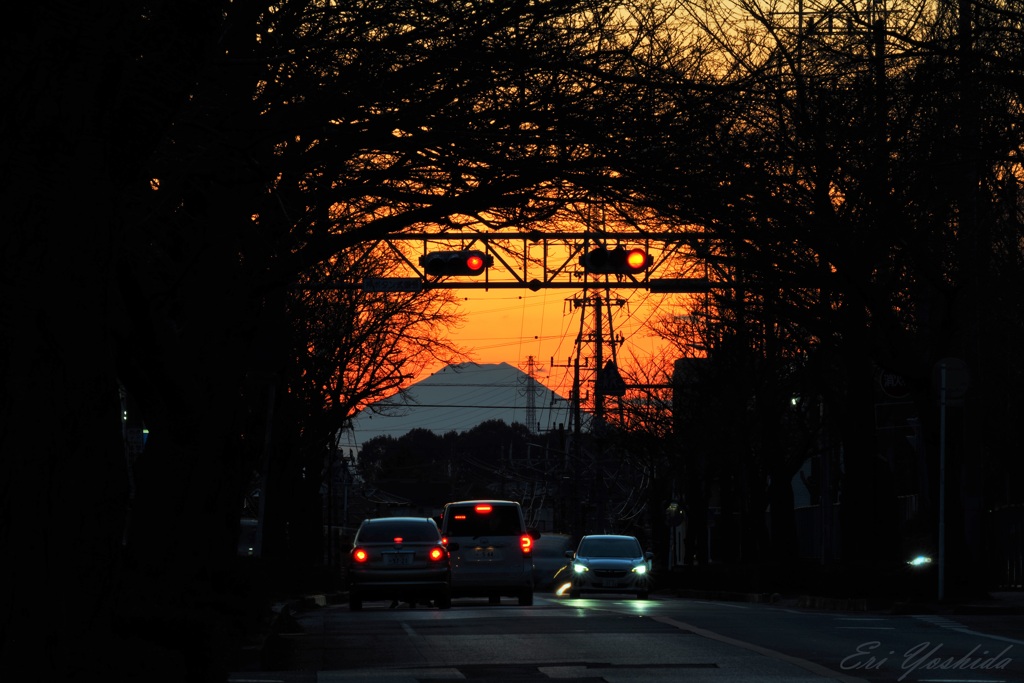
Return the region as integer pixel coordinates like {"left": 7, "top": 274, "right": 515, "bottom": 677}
{"left": 577, "top": 537, "right": 641, "bottom": 558}
{"left": 357, "top": 520, "right": 439, "bottom": 543}
{"left": 443, "top": 504, "right": 522, "bottom": 537}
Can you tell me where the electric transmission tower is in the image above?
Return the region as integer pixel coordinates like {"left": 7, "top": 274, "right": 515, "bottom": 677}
{"left": 519, "top": 355, "right": 544, "bottom": 433}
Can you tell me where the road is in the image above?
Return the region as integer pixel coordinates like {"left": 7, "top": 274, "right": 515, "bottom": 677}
{"left": 230, "top": 594, "right": 1024, "bottom": 683}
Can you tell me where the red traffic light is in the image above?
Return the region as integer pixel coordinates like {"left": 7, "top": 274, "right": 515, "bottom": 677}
{"left": 580, "top": 246, "right": 652, "bottom": 275}
{"left": 419, "top": 250, "right": 493, "bottom": 277}
{"left": 624, "top": 248, "right": 649, "bottom": 271}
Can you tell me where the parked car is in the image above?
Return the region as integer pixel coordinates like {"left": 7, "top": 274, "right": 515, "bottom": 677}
{"left": 439, "top": 500, "right": 537, "bottom": 605}
{"left": 564, "top": 534, "right": 653, "bottom": 599}
{"left": 531, "top": 532, "right": 574, "bottom": 591}
{"left": 346, "top": 516, "right": 452, "bottom": 610}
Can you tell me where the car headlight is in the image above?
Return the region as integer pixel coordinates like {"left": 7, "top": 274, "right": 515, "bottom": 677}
{"left": 632, "top": 564, "right": 647, "bottom": 575}
{"left": 908, "top": 555, "right": 933, "bottom": 568}
{"left": 573, "top": 563, "right": 589, "bottom": 573}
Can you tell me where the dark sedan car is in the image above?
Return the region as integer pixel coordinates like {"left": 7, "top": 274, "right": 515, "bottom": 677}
{"left": 565, "top": 534, "right": 653, "bottom": 599}
{"left": 347, "top": 516, "right": 453, "bottom": 610}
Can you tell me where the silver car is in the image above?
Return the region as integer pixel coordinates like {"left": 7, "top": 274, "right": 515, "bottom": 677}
{"left": 565, "top": 534, "right": 653, "bottom": 599}
{"left": 439, "top": 500, "right": 536, "bottom": 605}
{"left": 346, "top": 517, "right": 452, "bottom": 610}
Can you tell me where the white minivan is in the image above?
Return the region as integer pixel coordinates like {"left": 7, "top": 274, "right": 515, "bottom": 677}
{"left": 439, "top": 500, "right": 538, "bottom": 606}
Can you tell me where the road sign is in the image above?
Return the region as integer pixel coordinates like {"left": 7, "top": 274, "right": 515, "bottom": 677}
{"left": 878, "top": 370, "right": 910, "bottom": 399}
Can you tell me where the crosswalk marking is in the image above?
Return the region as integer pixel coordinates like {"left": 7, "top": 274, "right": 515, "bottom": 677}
{"left": 915, "top": 614, "right": 969, "bottom": 630}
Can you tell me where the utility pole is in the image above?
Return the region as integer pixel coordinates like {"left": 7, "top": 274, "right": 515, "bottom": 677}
{"left": 557, "top": 293, "right": 626, "bottom": 423}
{"left": 550, "top": 290, "right": 629, "bottom": 533}
{"left": 594, "top": 295, "right": 604, "bottom": 425}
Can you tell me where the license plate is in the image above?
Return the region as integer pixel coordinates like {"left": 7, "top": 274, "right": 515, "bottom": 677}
{"left": 601, "top": 579, "right": 619, "bottom": 587}
{"left": 383, "top": 552, "right": 413, "bottom": 565}
{"left": 472, "top": 547, "right": 502, "bottom": 561}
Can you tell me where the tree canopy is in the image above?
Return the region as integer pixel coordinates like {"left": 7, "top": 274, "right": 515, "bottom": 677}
{"left": 3, "top": 0, "right": 1023, "bottom": 679}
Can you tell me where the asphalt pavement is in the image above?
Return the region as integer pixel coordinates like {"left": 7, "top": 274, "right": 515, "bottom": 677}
{"left": 234, "top": 587, "right": 1024, "bottom": 673}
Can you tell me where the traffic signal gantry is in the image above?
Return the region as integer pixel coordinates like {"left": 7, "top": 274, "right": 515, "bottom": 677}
{"left": 356, "top": 231, "right": 709, "bottom": 293}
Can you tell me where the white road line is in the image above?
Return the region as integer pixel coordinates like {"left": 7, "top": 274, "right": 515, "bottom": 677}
{"left": 913, "top": 615, "right": 1024, "bottom": 646}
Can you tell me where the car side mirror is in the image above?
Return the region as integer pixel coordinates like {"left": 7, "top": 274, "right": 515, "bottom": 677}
{"left": 528, "top": 527, "right": 541, "bottom": 540}
{"left": 645, "top": 551, "right": 654, "bottom": 560}
{"left": 564, "top": 550, "right": 575, "bottom": 559}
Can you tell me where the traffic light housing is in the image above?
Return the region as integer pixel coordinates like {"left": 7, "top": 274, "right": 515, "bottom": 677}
{"left": 419, "top": 250, "right": 493, "bottom": 277}
{"left": 579, "top": 246, "right": 652, "bottom": 275}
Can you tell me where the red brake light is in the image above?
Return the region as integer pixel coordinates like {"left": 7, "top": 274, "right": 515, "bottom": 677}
{"left": 352, "top": 548, "right": 369, "bottom": 563}
{"left": 520, "top": 534, "right": 533, "bottom": 556}
{"left": 429, "top": 547, "right": 445, "bottom": 562}
{"left": 475, "top": 504, "right": 492, "bottom": 514}
{"left": 454, "top": 514, "right": 467, "bottom": 520}
{"left": 393, "top": 537, "right": 403, "bottom": 544}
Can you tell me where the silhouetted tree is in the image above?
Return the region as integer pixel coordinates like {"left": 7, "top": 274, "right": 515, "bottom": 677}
{"left": 262, "top": 248, "right": 465, "bottom": 568}
{"left": 2, "top": 1, "right": 708, "bottom": 679}
{"left": 645, "top": 0, "right": 1024, "bottom": 591}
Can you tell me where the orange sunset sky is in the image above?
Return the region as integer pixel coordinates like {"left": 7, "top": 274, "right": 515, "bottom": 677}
{"left": 415, "top": 284, "right": 691, "bottom": 399}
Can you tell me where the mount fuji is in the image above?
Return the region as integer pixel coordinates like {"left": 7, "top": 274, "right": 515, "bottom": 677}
{"left": 341, "top": 362, "right": 576, "bottom": 451}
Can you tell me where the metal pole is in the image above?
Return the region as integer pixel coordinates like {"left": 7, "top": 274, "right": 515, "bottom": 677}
{"left": 938, "top": 362, "right": 946, "bottom": 601}
{"left": 572, "top": 344, "right": 582, "bottom": 538}
{"left": 594, "top": 294, "right": 604, "bottom": 425}
{"left": 328, "top": 449, "right": 335, "bottom": 570}
{"left": 254, "top": 384, "right": 275, "bottom": 558}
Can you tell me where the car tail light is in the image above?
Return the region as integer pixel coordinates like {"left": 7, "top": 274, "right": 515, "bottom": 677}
{"left": 352, "top": 548, "right": 369, "bottom": 563}
{"left": 429, "top": 546, "right": 446, "bottom": 562}
{"left": 520, "top": 534, "right": 533, "bottom": 556}
{"left": 393, "top": 537, "right": 403, "bottom": 545}
{"left": 475, "top": 504, "right": 492, "bottom": 514}
{"left": 441, "top": 536, "right": 449, "bottom": 545}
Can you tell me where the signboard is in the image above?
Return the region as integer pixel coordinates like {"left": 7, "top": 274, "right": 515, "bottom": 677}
{"left": 874, "top": 367, "right": 914, "bottom": 430}
{"left": 932, "top": 357, "right": 970, "bottom": 405}
{"left": 878, "top": 370, "right": 910, "bottom": 399}
{"left": 362, "top": 277, "right": 423, "bottom": 293}
{"left": 125, "top": 427, "right": 147, "bottom": 454}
